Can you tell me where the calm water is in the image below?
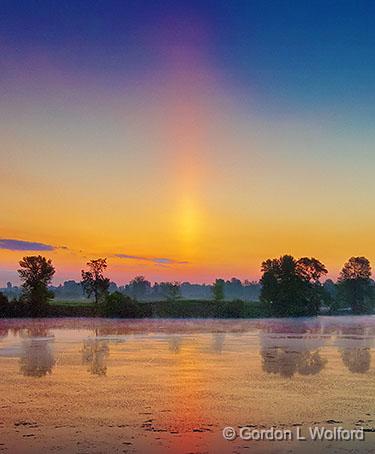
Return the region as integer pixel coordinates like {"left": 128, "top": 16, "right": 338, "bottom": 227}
{"left": 0, "top": 316, "right": 374, "bottom": 453}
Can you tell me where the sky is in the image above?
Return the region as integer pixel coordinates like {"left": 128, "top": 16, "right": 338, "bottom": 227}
{"left": 1, "top": 0, "right": 375, "bottom": 285}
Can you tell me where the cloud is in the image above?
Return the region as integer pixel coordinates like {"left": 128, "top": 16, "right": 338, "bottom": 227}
{"left": 115, "top": 254, "right": 188, "bottom": 265}
{"left": 0, "top": 239, "right": 55, "bottom": 251}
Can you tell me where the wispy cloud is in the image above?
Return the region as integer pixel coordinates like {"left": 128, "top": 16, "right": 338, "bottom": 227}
{"left": 115, "top": 254, "right": 188, "bottom": 265}
{"left": 0, "top": 239, "right": 55, "bottom": 251}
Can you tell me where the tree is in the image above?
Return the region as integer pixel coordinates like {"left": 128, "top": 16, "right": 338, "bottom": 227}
{"left": 225, "top": 278, "right": 243, "bottom": 299}
{"left": 100, "top": 291, "right": 141, "bottom": 318}
{"left": 81, "top": 258, "right": 110, "bottom": 305}
{"left": 339, "top": 256, "right": 371, "bottom": 280}
{"left": 322, "top": 278, "right": 337, "bottom": 312}
{"left": 0, "top": 292, "right": 9, "bottom": 317}
{"left": 127, "top": 276, "right": 151, "bottom": 300}
{"left": 18, "top": 256, "right": 55, "bottom": 316}
{"left": 212, "top": 279, "right": 225, "bottom": 302}
{"left": 337, "top": 257, "right": 374, "bottom": 314}
{"left": 296, "top": 257, "right": 329, "bottom": 314}
{"left": 260, "top": 255, "right": 328, "bottom": 317}
{"left": 160, "top": 281, "right": 181, "bottom": 302}
{"left": 296, "top": 257, "right": 328, "bottom": 283}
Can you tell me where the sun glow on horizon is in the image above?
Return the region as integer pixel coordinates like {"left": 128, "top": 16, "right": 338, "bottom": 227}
{"left": 1, "top": 3, "right": 375, "bottom": 286}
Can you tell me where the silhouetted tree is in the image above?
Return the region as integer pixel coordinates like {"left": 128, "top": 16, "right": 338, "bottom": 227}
{"left": 323, "top": 279, "right": 337, "bottom": 311}
{"left": 296, "top": 257, "right": 327, "bottom": 283}
{"left": 100, "top": 291, "right": 141, "bottom": 317}
{"left": 81, "top": 258, "right": 110, "bottom": 305}
{"left": 55, "top": 280, "right": 83, "bottom": 299}
{"left": 0, "top": 292, "right": 9, "bottom": 317}
{"left": 260, "top": 255, "right": 328, "bottom": 316}
{"left": 212, "top": 279, "right": 225, "bottom": 302}
{"left": 243, "top": 280, "right": 261, "bottom": 301}
{"left": 297, "top": 257, "right": 330, "bottom": 314}
{"left": 225, "top": 278, "right": 244, "bottom": 299}
{"left": 127, "top": 276, "right": 151, "bottom": 300}
{"left": 160, "top": 281, "right": 181, "bottom": 301}
{"left": 337, "top": 257, "right": 374, "bottom": 314}
{"left": 18, "top": 256, "right": 55, "bottom": 316}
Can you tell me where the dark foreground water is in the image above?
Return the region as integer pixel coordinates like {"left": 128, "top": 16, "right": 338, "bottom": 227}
{"left": 0, "top": 316, "right": 374, "bottom": 453}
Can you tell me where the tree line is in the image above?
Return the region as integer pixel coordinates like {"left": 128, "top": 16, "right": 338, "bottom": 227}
{"left": 0, "top": 254, "right": 374, "bottom": 317}
{"left": 2, "top": 276, "right": 260, "bottom": 302}
{"left": 258, "top": 255, "right": 374, "bottom": 316}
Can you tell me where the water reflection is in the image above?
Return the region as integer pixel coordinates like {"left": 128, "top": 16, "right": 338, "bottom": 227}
{"left": 82, "top": 338, "right": 109, "bottom": 376}
{"left": 0, "top": 317, "right": 373, "bottom": 454}
{"left": 335, "top": 326, "right": 373, "bottom": 373}
{"left": 0, "top": 317, "right": 373, "bottom": 379}
{"left": 259, "top": 324, "right": 328, "bottom": 377}
{"left": 341, "top": 348, "right": 371, "bottom": 373}
{"left": 212, "top": 333, "right": 226, "bottom": 354}
{"left": 261, "top": 347, "right": 327, "bottom": 378}
{"left": 168, "top": 336, "right": 182, "bottom": 354}
{"left": 19, "top": 329, "right": 55, "bottom": 377}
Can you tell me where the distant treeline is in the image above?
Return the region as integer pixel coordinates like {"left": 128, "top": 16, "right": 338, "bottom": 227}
{"left": 1, "top": 277, "right": 261, "bottom": 302}
{"left": 0, "top": 254, "right": 374, "bottom": 318}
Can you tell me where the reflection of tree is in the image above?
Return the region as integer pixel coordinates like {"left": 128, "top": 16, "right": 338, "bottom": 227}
{"left": 341, "top": 348, "right": 371, "bottom": 373}
{"left": 25, "top": 327, "right": 50, "bottom": 338}
{"left": 261, "top": 348, "right": 327, "bottom": 378}
{"left": 168, "top": 336, "right": 182, "bottom": 354}
{"left": 336, "top": 326, "right": 373, "bottom": 374}
{"left": 298, "top": 351, "right": 327, "bottom": 375}
{"left": 20, "top": 338, "right": 55, "bottom": 377}
{"left": 212, "top": 333, "right": 226, "bottom": 354}
{"left": 82, "top": 338, "right": 109, "bottom": 376}
{"left": 261, "top": 348, "right": 297, "bottom": 377}
{"left": 259, "top": 328, "right": 327, "bottom": 378}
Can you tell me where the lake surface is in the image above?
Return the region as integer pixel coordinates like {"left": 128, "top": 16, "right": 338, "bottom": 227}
{"left": 0, "top": 316, "right": 374, "bottom": 453}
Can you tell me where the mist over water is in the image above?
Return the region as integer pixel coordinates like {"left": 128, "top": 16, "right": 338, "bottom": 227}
{"left": 0, "top": 316, "right": 374, "bottom": 452}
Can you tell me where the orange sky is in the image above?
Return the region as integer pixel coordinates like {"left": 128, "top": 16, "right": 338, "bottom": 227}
{"left": 1, "top": 7, "right": 375, "bottom": 286}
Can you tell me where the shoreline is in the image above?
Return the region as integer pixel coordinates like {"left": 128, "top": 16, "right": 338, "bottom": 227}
{"left": 2, "top": 299, "right": 372, "bottom": 319}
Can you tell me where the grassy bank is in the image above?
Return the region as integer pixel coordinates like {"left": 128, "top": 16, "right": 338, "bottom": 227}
{"left": 47, "top": 299, "right": 265, "bottom": 318}
{"left": 6, "top": 298, "right": 368, "bottom": 319}
{"left": 49, "top": 299, "right": 89, "bottom": 306}
{"left": 149, "top": 299, "right": 265, "bottom": 318}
